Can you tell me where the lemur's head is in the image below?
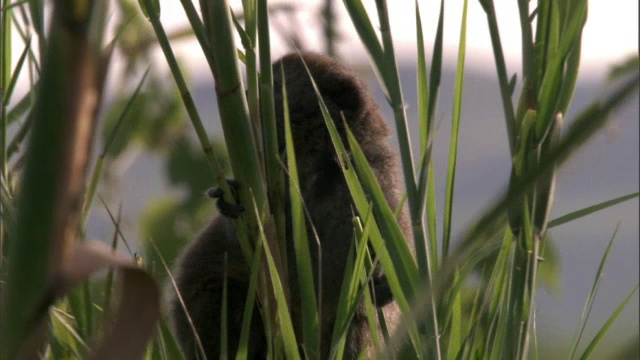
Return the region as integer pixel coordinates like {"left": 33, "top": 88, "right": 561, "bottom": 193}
{"left": 272, "top": 52, "right": 392, "bottom": 182}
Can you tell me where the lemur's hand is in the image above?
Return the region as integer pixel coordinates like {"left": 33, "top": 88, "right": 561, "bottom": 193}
{"left": 370, "top": 272, "right": 394, "bottom": 307}
{"left": 206, "top": 179, "right": 245, "bottom": 219}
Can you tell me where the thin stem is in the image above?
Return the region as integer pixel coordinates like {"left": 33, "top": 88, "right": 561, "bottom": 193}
{"left": 375, "top": 1, "right": 441, "bottom": 357}
{"left": 480, "top": 0, "right": 517, "bottom": 155}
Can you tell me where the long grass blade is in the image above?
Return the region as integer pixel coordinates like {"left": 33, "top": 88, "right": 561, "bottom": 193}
{"left": 479, "top": 0, "right": 517, "bottom": 154}
{"left": 342, "top": 0, "right": 385, "bottom": 82}
{"left": 568, "top": 223, "right": 620, "bottom": 359}
{"left": 82, "top": 67, "right": 151, "bottom": 223}
{"left": 415, "top": 0, "right": 439, "bottom": 273}
{"left": 421, "top": 0, "right": 443, "bottom": 272}
{"left": 282, "top": 70, "right": 320, "bottom": 357}
{"left": 535, "top": 0, "right": 587, "bottom": 138}
{"left": 416, "top": 2, "right": 429, "bottom": 154}
{"left": 298, "top": 58, "right": 422, "bottom": 352}
{"left": 236, "top": 228, "right": 263, "bottom": 360}
{"left": 152, "top": 240, "right": 207, "bottom": 359}
{"left": 2, "top": 37, "right": 29, "bottom": 106}
{"left": 258, "top": 0, "right": 286, "bottom": 263}
{"left": 547, "top": 192, "right": 639, "bottom": 229}
{"left": 388, "top": 72, "right": 639, "bottom": 355}
{"left": 252, "top": 204, "right": 301, "bottom": 360}
{"left": 442, "top": 0, "right": 468, "bottom": 260}
{"left": 578, "top": 284, "right": 639, "bottom": 360}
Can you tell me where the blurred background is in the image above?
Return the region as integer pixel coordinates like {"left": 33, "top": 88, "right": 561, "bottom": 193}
{"left": 7, "top": 0, "right": 639, "bottom": 357}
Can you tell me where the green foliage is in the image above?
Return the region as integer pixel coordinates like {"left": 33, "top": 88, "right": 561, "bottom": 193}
{"left": 0, "top": 0, "right": 637, "bottom": 359}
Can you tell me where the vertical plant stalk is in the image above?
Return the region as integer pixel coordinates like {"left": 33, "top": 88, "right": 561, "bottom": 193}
{"left": 517, "top": 0, "right": 537, "bottom": 110}
{"left": 200, "top": 0, "right": 267, "bottom": 228}
{"left": 3, "top": 3, "right": 162, "bottom": 359}
{"left": 374, "top": 1, "right": 441, "bottom": 357}
{"left": 3, "top": 4, "right": 105, "bottom": 356}
{"left": 2, "top": 2, "right": 100, "bottom": 356}
{"left": 518, "top": 232, "right": 540, "bottom": 360}
{"left": 415, "top": 0, "right": 439, "bottom": 274}
{"left": 0, "top": 0, "right": 11, "bottom": 179}
{"left": 479, "top": 0, "right": 517, "bottom": 155}
{"left": 239, "top": 0, "right": 262, "bottom": 164}
{"left": 441, "top": 0, "right": 468, "bottom": 260}
{"left": 417, "top": 0, "right": 444, "bottom": 274}
{"left": 0, "top": 0, "right": 12, "bottom": 270}
{"left": 258, "top": 0, "right": 287, "bottom": 273}
{"left": 179, "top": 0, "right": 215, "bottom": 71}
{"left": 141, "top": 0, "right": 254, "bottom": 259}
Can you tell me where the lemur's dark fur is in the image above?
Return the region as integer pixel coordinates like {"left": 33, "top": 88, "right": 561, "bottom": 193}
{"left": 171, "top": 52, "right": 410, "bottom": 359}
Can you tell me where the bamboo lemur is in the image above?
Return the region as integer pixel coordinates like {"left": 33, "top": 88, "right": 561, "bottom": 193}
{"left": 171, "top": 52, "right": 410, "bottom": 359}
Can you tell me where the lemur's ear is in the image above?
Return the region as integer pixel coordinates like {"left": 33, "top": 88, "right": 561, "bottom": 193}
{"left": 323, "top": 71, "right": 364, "bottom": 113}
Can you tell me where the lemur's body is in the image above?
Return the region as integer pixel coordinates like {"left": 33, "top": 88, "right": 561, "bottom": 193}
{"left": 171, "top": 52, "right": 410, "bottom": 359}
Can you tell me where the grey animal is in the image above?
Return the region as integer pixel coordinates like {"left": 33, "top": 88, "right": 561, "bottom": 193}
{"left": 171, "top": 52, "right": 410, "bottom": 359}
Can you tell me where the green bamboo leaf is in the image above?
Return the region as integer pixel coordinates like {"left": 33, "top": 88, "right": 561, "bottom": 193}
{"left": 546, "top": 1, "right": 561, "bottom": 64}
{"left": 416, "top": 2, "right": 429, "bottom": 153}
{"left": 346, "top": 128, "right": 419, "bottom": 293}
{"left": 236, "top": 227, "right": 263, "bottom": 360}
{"left": 442, "top": 0, "right": 468, "bottom": 259}
{"left": 536, "top": 0, "right": 587, "bottom": 139}
{"left": 571, "top": 222, "right": 619, "bottom": 360}
{"left": 533, "top": 113, "right": 562, "bottom": 234}
{"left": 6, "top": 85, "right": 35, "bottom": 126}
{"left": 415, "top": 0, "right": 439, "bottom": 272}
{"left": 415, "top": 0, "right": 442, "bottom": 274}
{"left": 2, "top": 5, "right": 92, "bottom": 353}
{"left": 230, "top": 9, "right": 254, "bottom": 53}
{"left": 447, "top": 271, "right": 462, "bottom": 359}
{"left": 508, "top": 73, "right": 517, "bottom": 96}
{"left": 517, "top": 0, "right": 535, "bottom": 107}
{"left": 428, "top": 0, "right": 445, "bottom": 128}
{"left": 342, "top": 0, "right": 385, "bottom": 85}
{"left": 371, "top": 7, "right": 441, "bottom": 350}
{"left": 578, "top": 285, "right": 639, "bottom": 360}
{"left": 2, "top": 37, "right": 29, "bottom": 105}
{"left": 507, "top": 109, "right": 537, "bottom": 236}
{"left": 50, "top": 307, "right": 86, "bottom": 357}
{"left": 299, "top": 60, "right": 422, "bottom": 352}
{"left": 479, "top": 0, "right": 517, "bottom": 154}
{"left": 330, "top": 209, "right": 375, "bottom": 358}
{"left": 556, "top": 40, "right": 582, "bottom": 116}
{"left": 102, "top": 203, "right": 121, "bottom": 320}
{"left": 258, "top": 0, "right": 286, "bottom": 259}
{"left": 232, "top": 6, "right": 261, "bottom": 152}
{"left": 548, "top": 192, "right": 639, "bottom": 229}
{"left": 282, "top": 71, "right": 320, "bottom": 357}
{"left": 252, "top": 204, "right": 301, "bottom": 360}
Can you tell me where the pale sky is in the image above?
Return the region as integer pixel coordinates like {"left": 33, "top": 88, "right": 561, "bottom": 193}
{"left": 149, "top": 0, "right": 639, "bottom": 78}
{"left": 7, "top": 1, "right": 639, "bottom": 88}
